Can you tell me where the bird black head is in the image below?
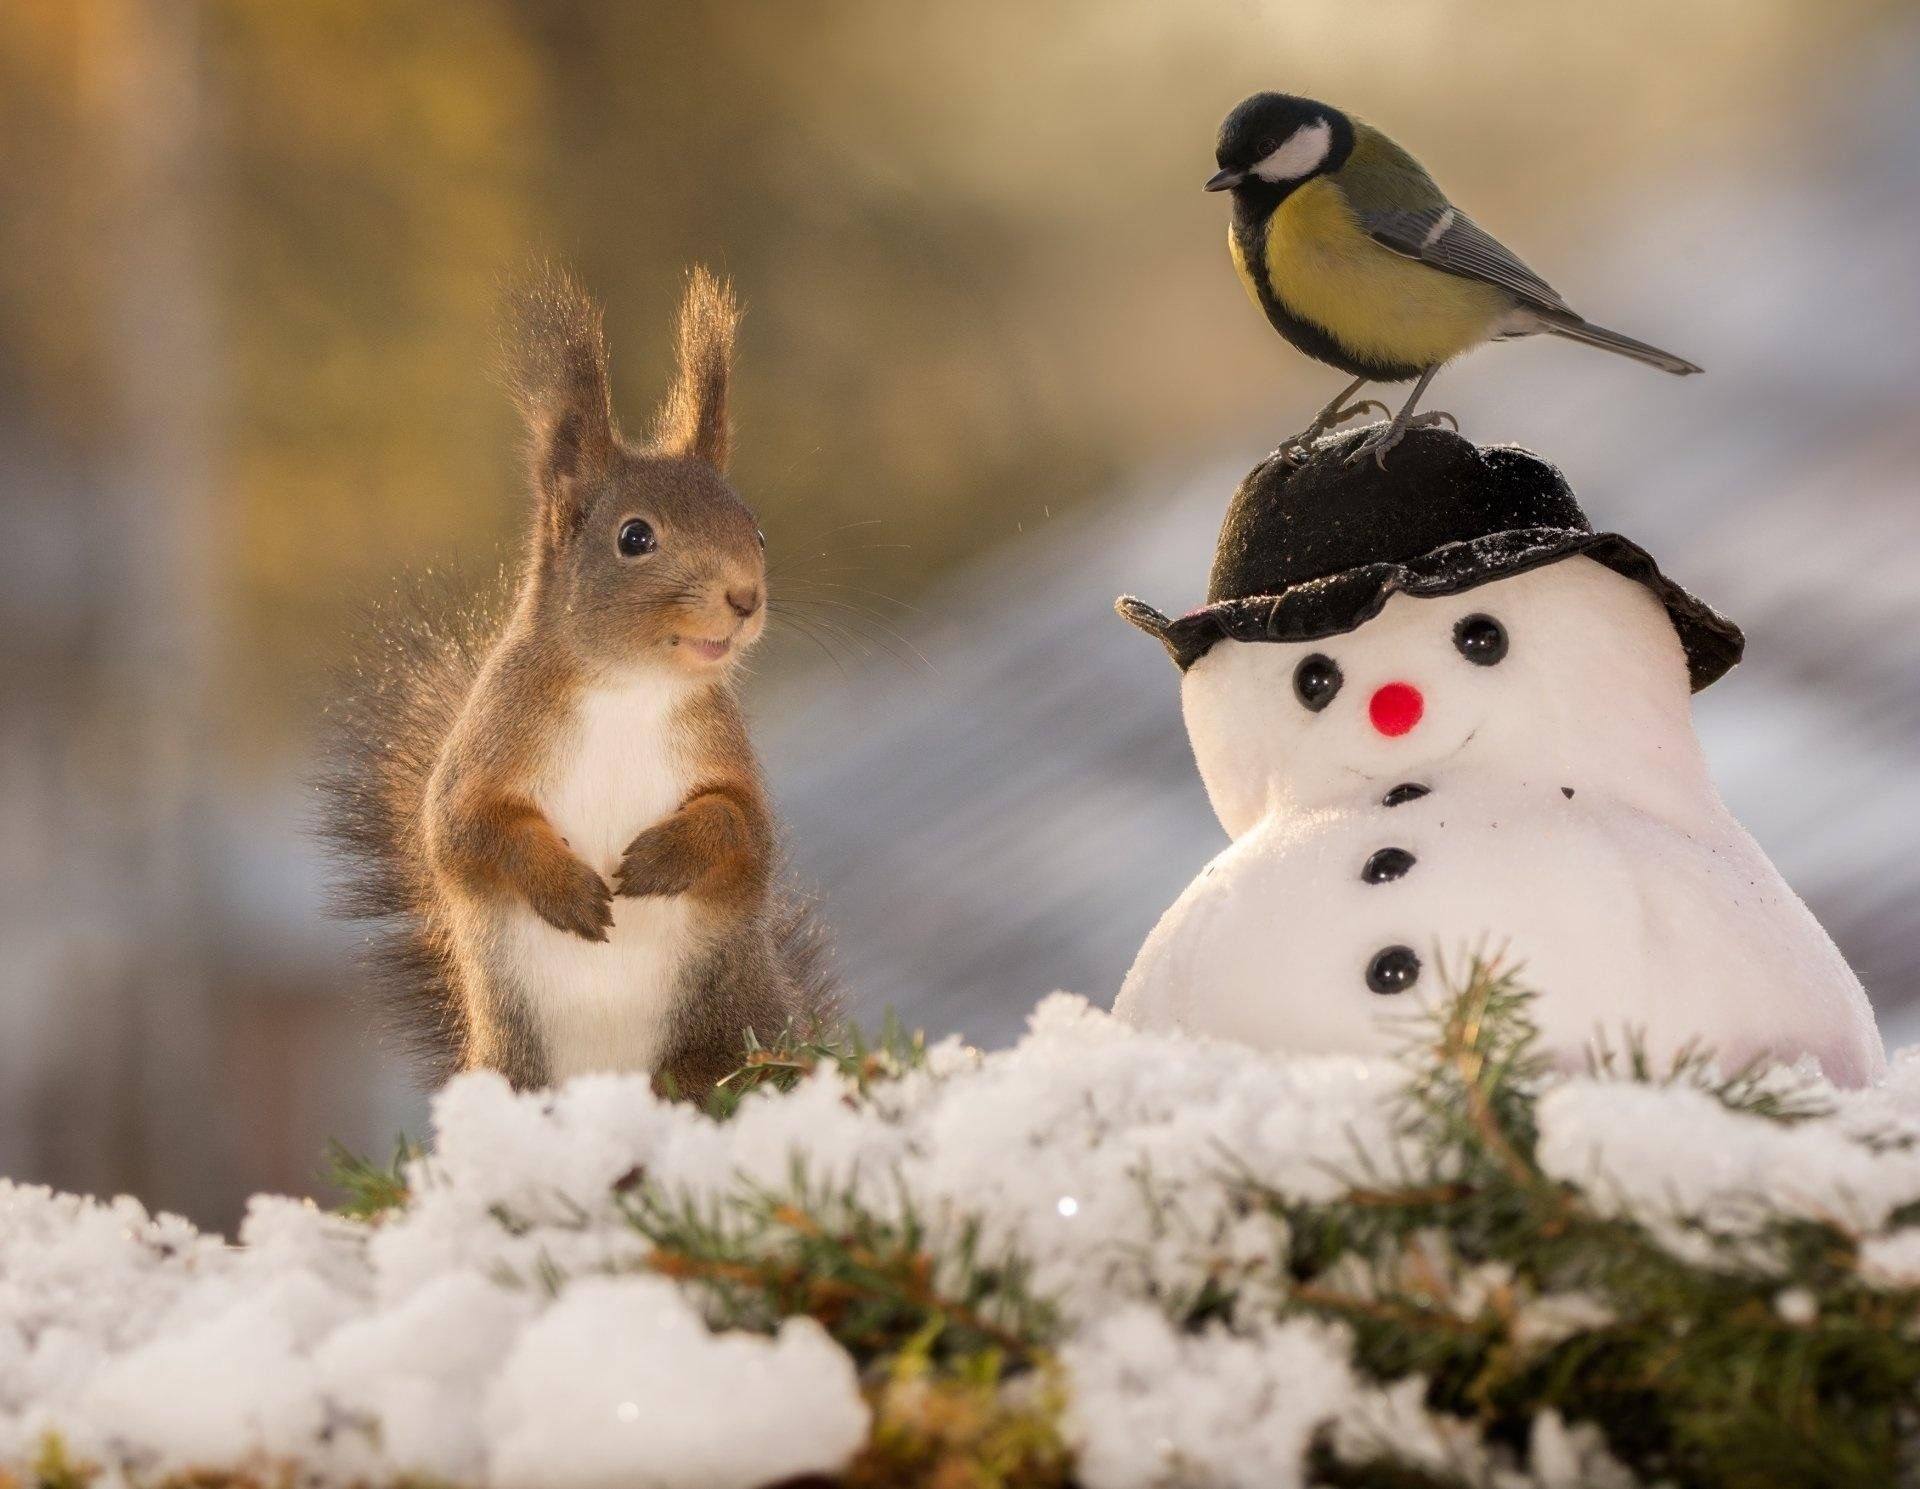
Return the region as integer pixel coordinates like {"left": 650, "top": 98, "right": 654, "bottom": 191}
{"left": 1207, "top": 92, "right": 1354, "bottom": 199}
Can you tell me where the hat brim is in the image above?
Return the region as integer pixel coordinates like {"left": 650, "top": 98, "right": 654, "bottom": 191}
{"left": 1116, "top": 527, "right": 1744, "bottom": 693}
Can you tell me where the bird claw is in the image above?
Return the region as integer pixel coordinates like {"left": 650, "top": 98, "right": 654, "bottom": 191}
{"left": 1282, "top": 399, "right": 1392, "bottom": 466}
{"left": 1343, "top": 422, "right": 1397, "bottom": 468}
{"left": 1345, "top": 434, "right": 1395, "bottom": 469}
{"left": 1343, "top": 409, "right": 1458, "bottom": 469}
{"left": 1312, "top": 398, "right": 1389, "bottom": 436}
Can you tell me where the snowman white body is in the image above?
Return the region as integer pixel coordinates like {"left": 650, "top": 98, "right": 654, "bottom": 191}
{"left": 1116, "top": 557, "right": 1885, "bottom": 1085}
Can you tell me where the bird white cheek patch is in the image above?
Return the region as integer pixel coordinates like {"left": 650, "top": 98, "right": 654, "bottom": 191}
{"left": 1252, "top": 119, "right": 1332, "bottom": 182}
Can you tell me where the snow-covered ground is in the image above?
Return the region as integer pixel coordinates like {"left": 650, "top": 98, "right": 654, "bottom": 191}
{"left": 7, "top": 995, "right": 1920, "bottom": 1489}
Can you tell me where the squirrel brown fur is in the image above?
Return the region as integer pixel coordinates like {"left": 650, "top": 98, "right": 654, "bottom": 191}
{"left": 320, "top": 264, "right": 834, "bottom": 1094}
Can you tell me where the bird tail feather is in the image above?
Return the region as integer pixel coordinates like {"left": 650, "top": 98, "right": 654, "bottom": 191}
{"left": 1531, "top": 309, "right": 1701, "bottom": 376}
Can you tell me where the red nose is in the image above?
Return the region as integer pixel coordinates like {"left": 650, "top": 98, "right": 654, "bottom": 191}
{"left": 1369, "top": 682, "right": 1424, "bottom": 737}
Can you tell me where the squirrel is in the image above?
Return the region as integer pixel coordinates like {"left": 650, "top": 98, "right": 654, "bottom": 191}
{"left": 320, "top": 264, "right": 833, "bottom": 1095}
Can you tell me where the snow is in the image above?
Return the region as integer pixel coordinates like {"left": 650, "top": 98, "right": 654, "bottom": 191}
{"left": 487, "top": 1277, "right": 868, "bottom": 1489}
{"left": 5, "top": 998, "right": 1920, "bottom": 1487}
{"left": 1061, "top": 1307, "right": 1355, "bottom": 1489}
{"left": 317, "top": 1272, "right": 534, "bottom": 1483}
{"left": 1329, "top": 1383, "right": 1642, "bottom": 1489}
{"left": 79, "top": 1270, "right": 344, "bottom": 1475}
{"left": 1537, "top": 1078, "right": 1920, "bottom": 1233}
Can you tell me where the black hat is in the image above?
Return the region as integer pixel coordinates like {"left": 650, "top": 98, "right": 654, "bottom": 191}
{"left": 1117, "top": 426, "right": 1744, "bottom": 691}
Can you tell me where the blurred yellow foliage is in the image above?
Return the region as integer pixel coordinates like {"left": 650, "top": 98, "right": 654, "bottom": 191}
{"left": 0, "top": 0, "right": 1896, "bottom": 751}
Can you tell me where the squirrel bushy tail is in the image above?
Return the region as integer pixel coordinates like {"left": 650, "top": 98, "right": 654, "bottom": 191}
{"left": 316, "top": 574, "right": 500, "bottom": 1082}
{"left": 768, "top": 884, "right": 841, "bottom": 1034}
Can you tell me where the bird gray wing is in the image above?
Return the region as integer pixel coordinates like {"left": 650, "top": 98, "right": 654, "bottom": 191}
{"left": 1362, "top": 204, "right": 1570, "bottom": 313}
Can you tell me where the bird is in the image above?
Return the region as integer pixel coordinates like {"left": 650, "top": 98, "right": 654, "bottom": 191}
{"left": 1206, "top": 92, "right": 1701, "bottom": 466}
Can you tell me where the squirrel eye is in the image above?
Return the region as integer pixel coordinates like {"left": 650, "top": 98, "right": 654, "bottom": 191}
{"left": 1453, "top": 613, "right": 1508, "bottom": 666}
{"left": 1293, "top": 652, "right": 1342, "bottom": 712}
{"left": 756, "top": 528, "right": 766, "bottom": 549}
{"left": 617, "top": 518, "right": 657, "bottom": 557}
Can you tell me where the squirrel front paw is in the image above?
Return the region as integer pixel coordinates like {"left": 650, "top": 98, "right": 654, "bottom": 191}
{"left": 526, "top": 854, "right": 615, "bottom": 942}
{"left": 614, "top": 826, "right": 697, "bottom": 898}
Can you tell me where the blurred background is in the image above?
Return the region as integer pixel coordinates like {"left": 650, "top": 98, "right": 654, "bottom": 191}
{"left": 3, "top": 0, "right": 1916, "bottom": 1230}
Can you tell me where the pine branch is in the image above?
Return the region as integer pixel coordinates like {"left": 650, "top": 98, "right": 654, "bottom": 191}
{"left": 323, "top": 1136, "right": 419, "bottom": 1220}
{"left": 617, "top": 1172, "right": 1054, "bottom": 1373}
{"left": 703, "top": 1013, "right": 931, "bottom": 1120}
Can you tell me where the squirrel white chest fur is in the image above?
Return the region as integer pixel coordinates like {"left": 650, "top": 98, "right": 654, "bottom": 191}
{"left": 506, "top": 673, "right": 700, "bottom": 1079}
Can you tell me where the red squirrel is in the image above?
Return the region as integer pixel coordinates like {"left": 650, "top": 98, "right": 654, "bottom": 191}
{"left": 321, "top": 265, "right": 832, "bottom": 1093}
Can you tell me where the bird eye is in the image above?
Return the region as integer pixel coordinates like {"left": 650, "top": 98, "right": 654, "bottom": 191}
{"left": 617, "top": 518, "right": 657, "bottom": 557}
{"left": 1293, "top": 652, "right": 1343, "bottom": 712}
{"left": 1453, "top": 613, "right": 1508, "bottom": 667}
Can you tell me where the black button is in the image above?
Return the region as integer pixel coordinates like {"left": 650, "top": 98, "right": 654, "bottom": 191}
{"left": 1453, "top": 613, "right": 1508, "bottom": 667}
{"left": 1293, "top": 653, "right": 1343, "bottom": 712}
{"left": 1366, "top": 945, "right": 1421, "bottom": 995}
{"left": 1362, "top": 848, "right": 1416, "bottom": 884}
{"left": 1381, "top": 783, "right": 1430, "bottom": 808}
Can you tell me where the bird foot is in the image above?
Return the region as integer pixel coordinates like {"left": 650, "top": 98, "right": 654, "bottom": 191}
{"left": 1344, "top": 409, "right": 1458, "bottom": 470}
{"left": 1280, "top": 400, "right": 1391, "bottom": 465}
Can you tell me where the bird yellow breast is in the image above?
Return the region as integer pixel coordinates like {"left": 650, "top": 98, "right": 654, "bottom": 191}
{"left": 1263, "top": 178, "right": 1508, "bottom": 369}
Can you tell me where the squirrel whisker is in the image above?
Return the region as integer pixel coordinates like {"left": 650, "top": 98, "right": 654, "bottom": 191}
{"left": 767, "top": 602, "right": 926, "bottom": 673}
{"left": 772, "top": 575, "right": 921, "bottom": 614}
{"left": 769, "top": 595, "right": 934, "bottom": 672}
{"left": 765, "top": 609, "right": 856, "bottom": 681}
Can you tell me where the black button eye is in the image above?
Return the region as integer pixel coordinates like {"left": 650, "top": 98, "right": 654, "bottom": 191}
{"left": 1361, "top": 847, "right": 1416, "bottom": 884}
{"left": 618, "top": 518, "right": 657, "bottom": 557}
{"left": 1366, "top": 945, "right": 1421, "bottom": 995}
{"left": 1293, "top": 653, "right": 1342, "bottom": 712}
{"left": 1453, "top": 613, "right": 1507, "bottom": 666}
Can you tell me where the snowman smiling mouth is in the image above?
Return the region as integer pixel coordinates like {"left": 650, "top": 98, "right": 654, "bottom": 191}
{"left": 1342, "top": 723, "right": 1479, "bottom": 783}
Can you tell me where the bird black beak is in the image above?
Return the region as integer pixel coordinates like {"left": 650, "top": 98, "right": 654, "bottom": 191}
{"left": 1203, "top": 167, "right": 1244, "bottom": 192}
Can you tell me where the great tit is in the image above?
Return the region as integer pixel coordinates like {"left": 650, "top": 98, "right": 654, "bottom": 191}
{"left": 1208, "top": 92, "right": 1701, "bottom": 465}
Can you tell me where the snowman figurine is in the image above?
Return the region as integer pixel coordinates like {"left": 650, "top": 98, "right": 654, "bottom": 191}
{"left": 1115, "top": 428, "right": 1884, "bottom": 1086}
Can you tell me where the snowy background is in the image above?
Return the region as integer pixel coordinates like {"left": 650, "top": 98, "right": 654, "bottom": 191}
{"left": 1, "top": 3, "right": 1916, "bottom": 1233}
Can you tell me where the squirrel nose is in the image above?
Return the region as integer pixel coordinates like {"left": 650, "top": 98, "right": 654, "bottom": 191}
{"left": 1368, "top": 682, "right": 1424, "bottom": 738}
{"left": 725, "top": 587, "right": 761, "bottom": 619}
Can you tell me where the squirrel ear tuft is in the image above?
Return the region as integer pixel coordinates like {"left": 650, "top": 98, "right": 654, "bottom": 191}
{"left": 501, "top": 260, "right": 616, "bottom": 544}
{"left": 651, "top": 266, "right": 739, "bottom": 473}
